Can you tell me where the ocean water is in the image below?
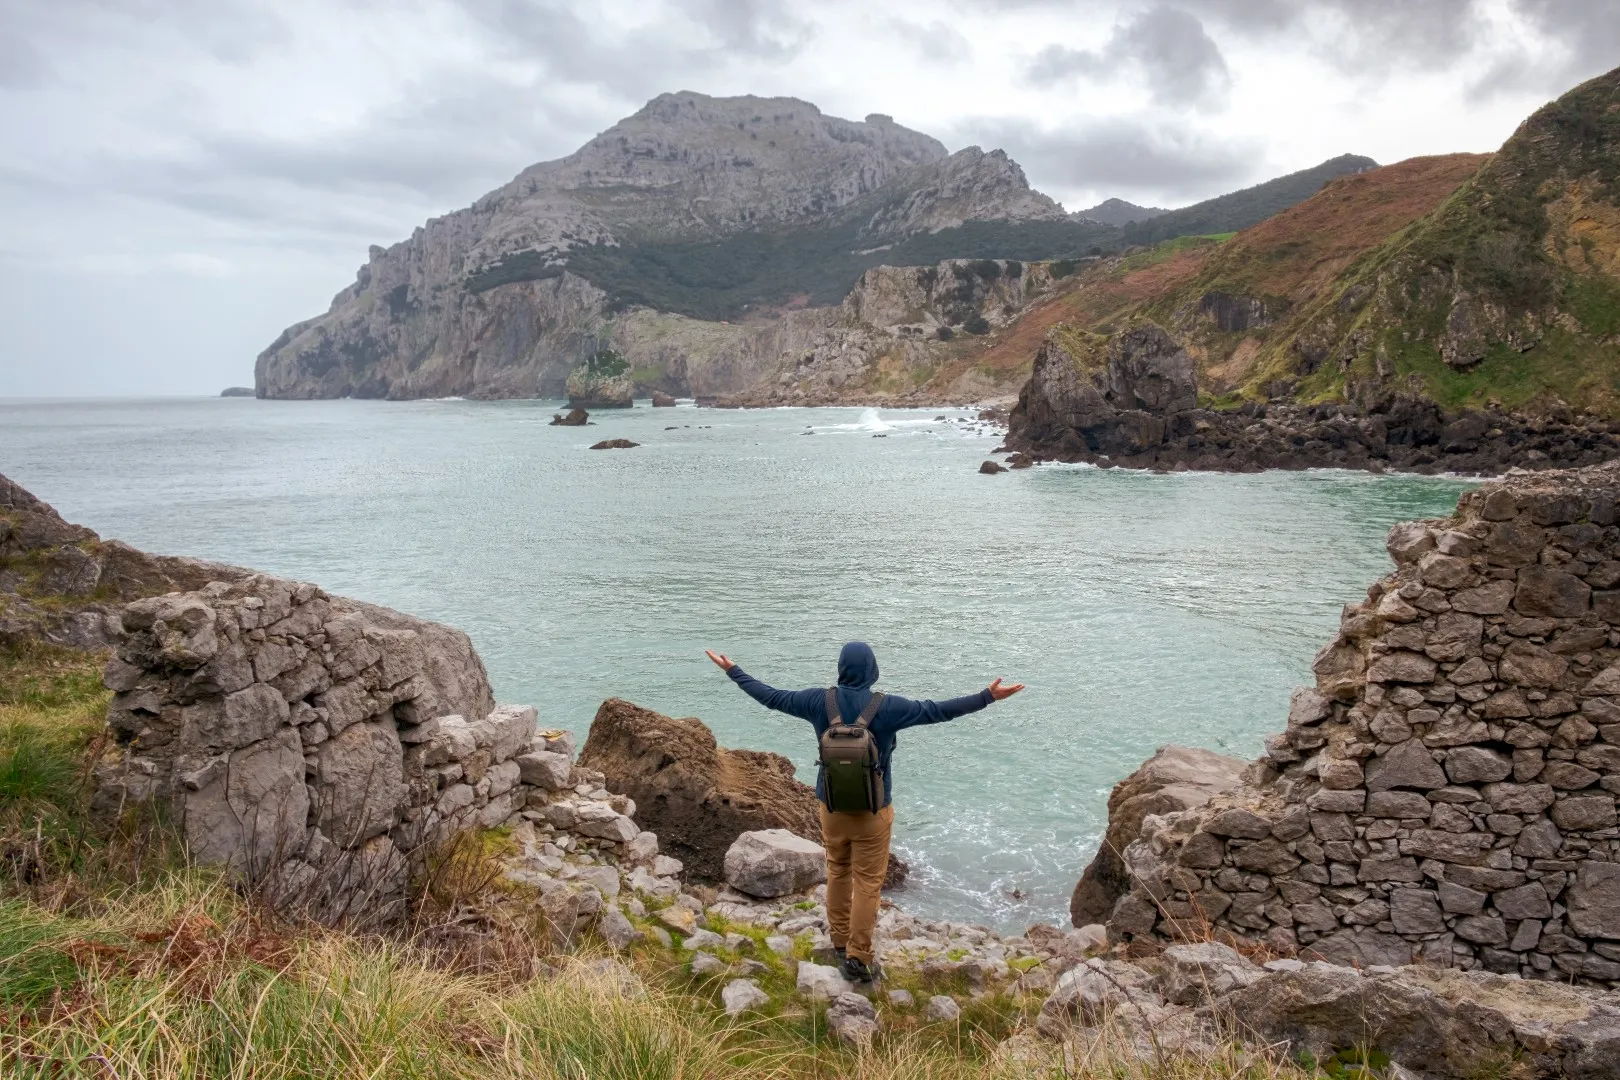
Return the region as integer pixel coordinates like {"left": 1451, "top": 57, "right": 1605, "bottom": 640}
{"left": 0, "top": 396, "right": 1475, "bottom": 931}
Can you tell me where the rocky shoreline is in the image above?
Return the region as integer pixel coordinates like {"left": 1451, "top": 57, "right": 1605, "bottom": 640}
{"left": 1002, "top": 332, "right": 1620, "bottom": 476}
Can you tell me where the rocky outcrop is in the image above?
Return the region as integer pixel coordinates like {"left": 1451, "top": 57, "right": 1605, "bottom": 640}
{"left": 579, "top": 698, "right": 822, "bottom": 881}
{"left": 549, "top": 408, "right": 589, "bottom": 426}
{"left": 1006, "top": 327, "right": 1198, "bottom": 461}
{"left": 90, "top": 573, "right": 565, "bottom": 923}
{"left": 1007, "top": 325, "right": 1620, "bottom": 475}
{"left": 1103, "top": 462, "right": 1620, "bottom": 986}
{"left": 565, "top": 368, "right": 632, "bottom": 409}
{"left": 1069, "top": 745, "right": 1246, "bottom": 927}
{"left": 0, "top": 472, "right": 249, "bottom": 649}
{"left": 219, "top": 387, "right": 254, "bottom": 398}
{"left": 578, "top": 698, "right": 906, "bottom": 887}
{"left": 252, "top": 92, "right": 1073, "bottom": 404}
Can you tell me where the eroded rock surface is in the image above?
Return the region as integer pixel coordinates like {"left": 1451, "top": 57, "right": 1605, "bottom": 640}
{"left": 1070, "top": 744, "right": 1246, "bottom": 927}
{"left": 90, "top": 573, "right": 555, "bottom": 922}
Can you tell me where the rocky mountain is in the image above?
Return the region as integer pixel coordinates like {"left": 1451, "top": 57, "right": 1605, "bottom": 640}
{"left": 1073, "top": 198, "right": 1168, "bottom": 227}
{"left": 255, "top": 90, "right": 1376, "bottom": 403}
{"left": 255, "top": 94, "right": 1067, "bottom": 400}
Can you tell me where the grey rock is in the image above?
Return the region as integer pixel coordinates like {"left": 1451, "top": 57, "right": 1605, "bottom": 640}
{"left": 826, "top": 991, "right": 880, "bottom": 1046}
{"left": 1568, "top": 863, "right": 1620, "bottom": 939}
{"left": 1036, "top": 958, "right": 1160, "bottom": 1036}
{"left": 596, "top": 904, "right": 643, "bottom": 950}
{"left": 723, "top": 829, "right": 827, "bottom": 898}
{"left": 925, "top": 994, "right": 961, "bottom": 1021}
{"left": 796, "top": 962, "right": 853, "bottom": 1000}
{"left": 1444, "top": 747, "right": 1512, "bottom": 784}
{"left": 721, "top": 978, "right": 769, "bottom": 1015}
{"left": 573, "top": 802, "right": 640, "bottom": 843}
{"left": 1156, "top": 942, "right": 1262, "bottom": 1004}
{"left": 516, "top": 750, "right": 572, "bottom": 790}
{"left": 1366, "top": 742, "right": 1447, "bottom": 791}
{"left": 1389, "top": 889, "right": 1446, "bottom": 934}
{"left": 1224, "top": 963, "right": 1620, "bottom": 1080}
{"left": 315, "top": 720, "right": 408, "bottom": 846}
{"left": 690, "top": 952, "right": 727, "bottom": 976}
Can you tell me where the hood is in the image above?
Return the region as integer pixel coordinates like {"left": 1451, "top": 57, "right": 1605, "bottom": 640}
{"left": 837, "top": 641, "right": 879, "bottom": 689}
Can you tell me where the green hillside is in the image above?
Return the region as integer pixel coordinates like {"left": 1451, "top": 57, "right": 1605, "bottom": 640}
{"left": 1118, "top": 155, "right": 1378, "bottom": 248}
{"left": 1259, "top": 66, "right": 1620, "bottom": 413}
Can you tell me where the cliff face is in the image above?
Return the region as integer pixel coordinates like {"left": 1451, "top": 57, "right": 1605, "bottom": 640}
{"left": 254, "top": 93, "right": 1065, "bottom": 402}
{"left": 710, "top": 258, "right": 1058, "bottom": 406}
{"left": 1102, "top": 462, "right": 1620, "bottom": 986}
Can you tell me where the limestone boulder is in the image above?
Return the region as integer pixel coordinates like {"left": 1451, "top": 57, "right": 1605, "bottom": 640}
{"left": 1070, "top": 744, "right": 1246, "bottom": 926}
{"left": 1155, "top": 942, "right": 1263, "bottom": 1005}
{"left": 796, "top": 962, "right": 853, "bottom": 1000}
{"left": 723, "top": 829, "right": 827, "bottom": 898}
{"left": 1036, "top": 958, "right": 1161, "bottom": 1038}
{"left": 721, "top": 978, "right": 769, "bottom": 1015}
{"left": 1221, "top": 963, "right": 1620, "bottom": 1079}
{"left": 826, "top": 991, "right": 879, "bottom": 1046}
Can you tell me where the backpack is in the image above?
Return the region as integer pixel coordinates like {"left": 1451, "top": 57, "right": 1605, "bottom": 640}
{"left": 818, "top": 687, "right": 887, "bottom": 813}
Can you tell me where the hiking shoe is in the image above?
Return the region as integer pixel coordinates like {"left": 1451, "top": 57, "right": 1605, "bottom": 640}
{"left": 841, "top": 955, "right": 882, "bottom": 984}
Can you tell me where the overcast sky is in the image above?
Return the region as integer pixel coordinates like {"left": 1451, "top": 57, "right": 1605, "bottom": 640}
{"left": 0, "top": 0, "right": 1613, "bottom": 397}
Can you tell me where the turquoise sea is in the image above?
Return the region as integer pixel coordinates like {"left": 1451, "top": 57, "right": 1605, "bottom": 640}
{"left": 0, "top": 397, "right": 1475, "bottom": 931}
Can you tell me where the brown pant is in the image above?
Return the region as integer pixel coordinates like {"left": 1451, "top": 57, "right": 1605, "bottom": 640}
{"left": 819, "top": 803, "right": 893, "bottom": 963}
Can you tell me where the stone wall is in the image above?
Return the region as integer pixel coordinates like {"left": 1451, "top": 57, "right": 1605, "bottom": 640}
{"left": 92, "top": 574, "right": 643, "bottom": 924}
{"left": 1107, "top": 462, "right": 1620, "bottom": 985}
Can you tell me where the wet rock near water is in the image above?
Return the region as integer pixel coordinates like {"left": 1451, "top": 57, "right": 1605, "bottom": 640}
{"left": 650, "top": 391, "right": 677, "bottom": 407}
{"left": 550, "top": 407, "right": 589, "bottom": 426}
{"left": 588, "top": 439, "right": 639, "bottom": 450}
{"left": 1007, "top": 333, "right": 1620, "bottom": 476}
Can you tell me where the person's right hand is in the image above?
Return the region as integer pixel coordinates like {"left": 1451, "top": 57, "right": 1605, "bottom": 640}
{"left": 705, "top": 649, "right": 735, "bottom": 672}
{"left": 988, "top": 678, "right": 1024, "bottom": 701}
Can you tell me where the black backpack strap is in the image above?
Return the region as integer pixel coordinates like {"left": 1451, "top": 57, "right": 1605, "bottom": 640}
{"left": 824, "top": 687, "right": 842, "bottom": 726}
{"left": 855, "top": 691, "right": 885, "bottom": 728}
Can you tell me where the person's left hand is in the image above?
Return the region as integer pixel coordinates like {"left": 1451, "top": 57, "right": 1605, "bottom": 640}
{"left": 705, "top": 649, "right": 735, "bottom": 671}
{"left": 988, "top": 677, "right": 1025, "bottom": 701}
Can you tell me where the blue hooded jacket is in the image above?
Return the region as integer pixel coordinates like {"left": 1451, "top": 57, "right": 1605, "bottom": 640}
{"left": 726, "top": 641, "right": 995, "bottom": 808}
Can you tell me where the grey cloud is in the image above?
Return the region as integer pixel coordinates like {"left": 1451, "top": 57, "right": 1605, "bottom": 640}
{"left": 0, "top": 32, "right": 51, "bottom": 89}
{"left": 456, "top": 0, "right": 812, "bottom": 98}
{"left": 6, "top": 0, "right": 294, "bottom": 68}
{"left": 888, "top": 18, "right": 972, "bottom": 63}
{"left": 1492, "top": 0, "right": 1620, "bottom": 95}
{"left": 963, "top": 116, "right": 1256, "bottom": 202}
{"left": 1027, "top": 6, "right": 1229, "bottom": 108}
